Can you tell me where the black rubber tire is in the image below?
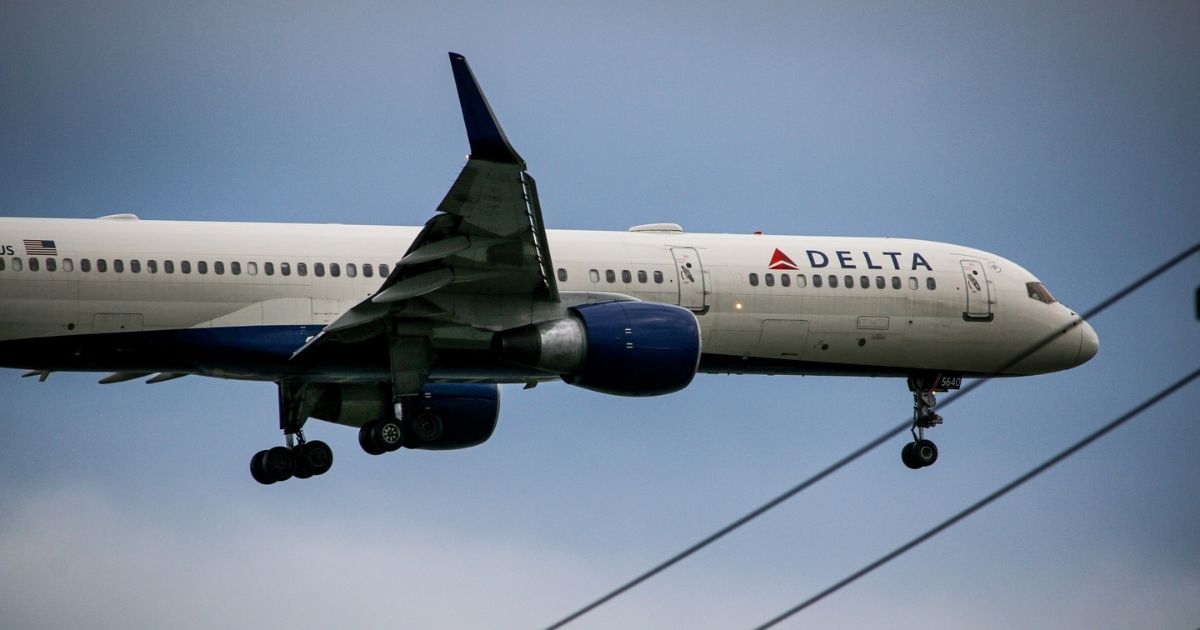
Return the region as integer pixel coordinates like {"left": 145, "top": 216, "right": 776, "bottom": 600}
{"left": 264, "top": 445, "right": 295, "bottom": 482}
{"left": 912, "top": 439, "right": 939, "bottom": 468}
{"left": 901, "top": 442, "right": 921, "bottom": 469}
{"left": 250, "top": 450, "right": 275, "bottom": 485}
{"left": 408, "top": 412, "right": 443, "bottom": 445}
{"left": 299, "top": 440, "right": 334, "bottom": 476}
{"left": 359, "top": 421, "right": 385, "bottom": 455}
{"left": 373, "top": 419, "right": 404, "bottom": 453}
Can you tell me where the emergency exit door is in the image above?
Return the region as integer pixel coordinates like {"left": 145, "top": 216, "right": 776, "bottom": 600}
{"left": 670, "top": 248, "right": 706, "bottom": 312}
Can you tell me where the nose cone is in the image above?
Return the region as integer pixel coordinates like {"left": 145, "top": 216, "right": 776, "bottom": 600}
{"left": 1076, "top": 320, "right": 1099, "bottom": 365}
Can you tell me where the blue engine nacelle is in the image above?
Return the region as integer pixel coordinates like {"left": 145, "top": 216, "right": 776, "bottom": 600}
{"left": 401, "top": 383, "right": 500, "bottom": 450}
{"left": 494, "top": 301, "right": 701, "bottom": 396}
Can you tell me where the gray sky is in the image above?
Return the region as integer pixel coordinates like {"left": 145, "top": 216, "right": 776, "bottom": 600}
{"left": 2, "top": 2, "right": 1198, "bottom": 628}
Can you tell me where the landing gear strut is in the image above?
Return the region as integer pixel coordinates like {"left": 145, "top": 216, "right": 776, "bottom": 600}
{"left": 901, "top": 374, "right": 948, "bottom": 469}
{"left": 251, "top": 380, "right": 334, "bottom": 485}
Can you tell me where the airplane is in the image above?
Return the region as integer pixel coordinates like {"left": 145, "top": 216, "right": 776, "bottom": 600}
{"left": 0, "top": 53, "right": 1098, "bottom": 484}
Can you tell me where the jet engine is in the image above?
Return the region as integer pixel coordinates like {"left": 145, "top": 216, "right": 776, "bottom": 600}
{"left": 494, "top": 301, "right": 701, "bottom": 396}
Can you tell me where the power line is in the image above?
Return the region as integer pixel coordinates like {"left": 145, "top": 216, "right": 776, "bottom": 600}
{"left": 544, "top": 241, "right": 1199, "bottom": 629}
{"left": 753, "top": 365, "right": 1200, "bottom": 629}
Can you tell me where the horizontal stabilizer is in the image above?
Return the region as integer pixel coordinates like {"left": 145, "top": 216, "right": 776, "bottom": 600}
{"left": 449, "top": 52, "right": 523, "bottom": 165}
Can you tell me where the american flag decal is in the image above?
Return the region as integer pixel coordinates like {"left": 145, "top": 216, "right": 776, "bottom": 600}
{"left": 23, "top": 239, "right": 58, "bottom": 256}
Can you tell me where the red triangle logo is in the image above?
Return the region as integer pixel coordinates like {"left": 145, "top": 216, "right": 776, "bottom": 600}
{"left": 768, "top": 248, "right": 798, "bottom": 270}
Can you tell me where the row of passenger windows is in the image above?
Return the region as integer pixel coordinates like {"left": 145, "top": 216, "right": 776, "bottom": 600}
{"left": 750, "top": 272, "right": 937, "bottom": 291}
{"left": 0, "top": 256, "right": 391, "bottom": 279}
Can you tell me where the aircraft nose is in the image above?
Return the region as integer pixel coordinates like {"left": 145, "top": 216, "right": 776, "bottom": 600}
{"left": 1077, "top": 320, "right": 1099, "bottom": 365}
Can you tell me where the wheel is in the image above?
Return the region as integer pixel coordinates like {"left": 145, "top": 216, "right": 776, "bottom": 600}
{"left": 408, "top": 412, "right": 443, "bottom": 445}
{"left": 359, "top": 421, "right": 385, "bottom": 455}
{"left": 901, "top": 442, "right": 921, "bottom": 470}
{"left": 292, "top": 449, "right": 314, "bottom": 479}
{"left": 912, "top": 439, "right": 939, "bottom": 468}
{"left": 263, "top": 445, "right": 295, "bottom": 482}
{"left": 371, "top": 418, "right": 405, "bottom": 453}
{"left": 250, "top": 450, "right": 275, "bottom": 485}
{"left": 297, "top": 440, "right": 334, "bottom": 476}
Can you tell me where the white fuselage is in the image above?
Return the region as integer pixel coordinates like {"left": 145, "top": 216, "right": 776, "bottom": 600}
{"left": 0, "top": 216, "right": 1096, "bottom": 380}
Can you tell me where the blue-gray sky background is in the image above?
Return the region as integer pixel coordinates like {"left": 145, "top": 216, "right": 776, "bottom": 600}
{"left": 2, "top": 2, "right": 1198, "bottom": 628}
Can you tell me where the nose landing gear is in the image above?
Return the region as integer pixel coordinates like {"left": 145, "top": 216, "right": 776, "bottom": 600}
{"left": 901, "top": 374, "right": 955, "bottom": 469}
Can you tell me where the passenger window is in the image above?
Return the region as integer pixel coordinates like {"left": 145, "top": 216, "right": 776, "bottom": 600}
{"left": 214, "top": 261, "right": 224, "bottom": 275}
{"left": 12, "top": 257, "right": 22, "bottom": 271}
{"left": 130, "top": 260, "right": 141, "bottom": 273}
{"left": 378, "top": 264, "right": 389, "bottom": 277}
{"left": 147, "top": 260, "right": 157, "bottom": 273}
{"left": 797, "top": 274, "right": 807, "bottom": 288}
{"left": 46, "top": 258, "right": 57, "bottom": 272}
{"left": 812, "top": 274, "right": 822, "bottom": 288}
{"left": 909, "top": 277, "right": 918, "bottom": 290}
{"left": 653, "top": 270, "right": 664, "bottom": 284}
{"left": 280, "top": 262, "right": 290, "bottom": 276}
{"left": 63, "top": 258, "right": 74, "bottom": 272}
{"left": 361, "top": 263, "right": 372, "bottom": 278}
{"left": 927, "top": 277, "right": 936, "bottom": 290}
{"left": 860, "top": 275, "right": 869, "bottom": 288}
{"left": 0, "top": 257, "right": 5, "bottom": 271}
{"left": 589, "top": 269, "right": 600, "bottom": 283}
{"left": 621, "top": 270, "right": 632, "bottom": 283}
{"left": 876, "top": 276, "right": 885, "bottom": 289}
{"left": 844, "top": 275, "right": 853, "bottom": 288}
{"left": 346, "top": 263, "right": 356, "bottom": 278}
{"left": 891, "top": 276, "right": 901, "bottom": 289}
{"left": 557, "top": 268, "right": 567, "bottom": 282}
{"left": 198, "top": 261, "right": 208, "bottom": 274}
{"left": 164, "top": 260, "right": 174, "bottom": 274}
{"left": 297, "top": 262, "right": 308, "bottom": 277}
{"left": 247, "top": 262, "right": 258, "bottom": 276}
{"left": 749, "top": 273, "right": 759, "bottom": 287}
{"left": 637, "top": 270, "right": 647, "bottom": 283}
{"left": 113, "top": 259, "right": 123, "bottom": 273}
{"left": 231, "top": 261, "right": 242, "bottom": 275}
{"left": 82, "top": 259, "right": 92, "bottom": 272}
{"left": 181, "top": 261, "right": 191, "bottom": 274}
{"left": 330, "top": 263, "right": 341, "bottom": 277}
{"left": 97, "top": 259, "right": 107, "bottom": 272}
{"left": 781, "top": 273, "right": 790, "bottom": 287}
{"left": 605, "top": 270, "right": 616, "bottom": 283}
{"left": 765, "top": 273, "right": 775, "bottom": 287}
{"left": 29, "top": 258, "right": 41, "bottom": 272}
{"left": 829, "top": 275, "right": 838, "bottom": 288}
{"left": 264, "top": 262, "right": 274, "bottom": 276}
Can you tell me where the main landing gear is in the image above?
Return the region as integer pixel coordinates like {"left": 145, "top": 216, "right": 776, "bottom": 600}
{"left": 901, "top": 374, "right": 952, "bottom": 470}
{"left": 251, "top": 380, "right": 334, "bottom": 485}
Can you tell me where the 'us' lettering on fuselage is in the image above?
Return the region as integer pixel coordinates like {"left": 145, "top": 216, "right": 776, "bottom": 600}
{"left": 0, "top": 245, "right": 13, "bottom": 256}
{"left": 772, "top": 248, "right": 933, "bottom": 271}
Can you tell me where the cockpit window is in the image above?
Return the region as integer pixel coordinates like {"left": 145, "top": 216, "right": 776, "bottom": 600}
{"left": 1026, "top": 282, "right": 1057, "bottom": 304}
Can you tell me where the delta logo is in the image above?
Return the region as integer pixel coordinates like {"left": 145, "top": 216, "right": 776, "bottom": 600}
{"left": 768, "top": 249, "right": 798, "bottom": 270}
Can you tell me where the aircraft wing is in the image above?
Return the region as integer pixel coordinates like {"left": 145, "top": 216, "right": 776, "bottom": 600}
{"left": 291, "top": 53, "right": 561, "bottom": 378}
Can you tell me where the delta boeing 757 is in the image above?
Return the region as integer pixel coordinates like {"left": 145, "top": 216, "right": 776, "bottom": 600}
{"left": 0, "top": 53, "right": 1098, "bottom": 484}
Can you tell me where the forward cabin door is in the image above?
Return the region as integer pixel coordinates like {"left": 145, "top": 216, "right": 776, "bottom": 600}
{"left": 960, "top": 260, "right": 994, "bottom": 321}
{"left": 670, "top": 247, "right": 706, "bottom": 312}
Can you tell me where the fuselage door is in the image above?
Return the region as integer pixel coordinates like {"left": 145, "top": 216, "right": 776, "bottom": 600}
{"left": 960, "top": 260, "right": 993, "bottom": 321}
{"left": 670, "top": 247, "right": 706, "bottom": 312}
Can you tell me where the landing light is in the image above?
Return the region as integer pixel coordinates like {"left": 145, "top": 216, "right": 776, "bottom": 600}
{"left": 735, "top": 303, "right": 743, "bottom": 310}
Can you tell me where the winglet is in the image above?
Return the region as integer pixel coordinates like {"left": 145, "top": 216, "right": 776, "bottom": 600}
{"left": 448, "top": 52, "right": 524, "bottom": 165}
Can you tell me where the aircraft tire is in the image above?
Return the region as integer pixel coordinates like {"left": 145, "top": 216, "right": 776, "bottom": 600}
{"left": 912, "top": 439, "right": 938, "bottom": 468}
{"left": 359, "top": 421, "right": 386, "bottom": 456}
{"left": 298, "top": 440, "right": 334, "bottom": 476}
{"left": 901, "top": 443, "right": 921, "bottom": 469}
{"left": 264, "top": 446, "right": 295, "bottom": 482}
{"left": 372, "top": 419, "right": 405, "bottom": 453}
{"left": 250, "top": 450, "right": 275, "bottom": 485}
